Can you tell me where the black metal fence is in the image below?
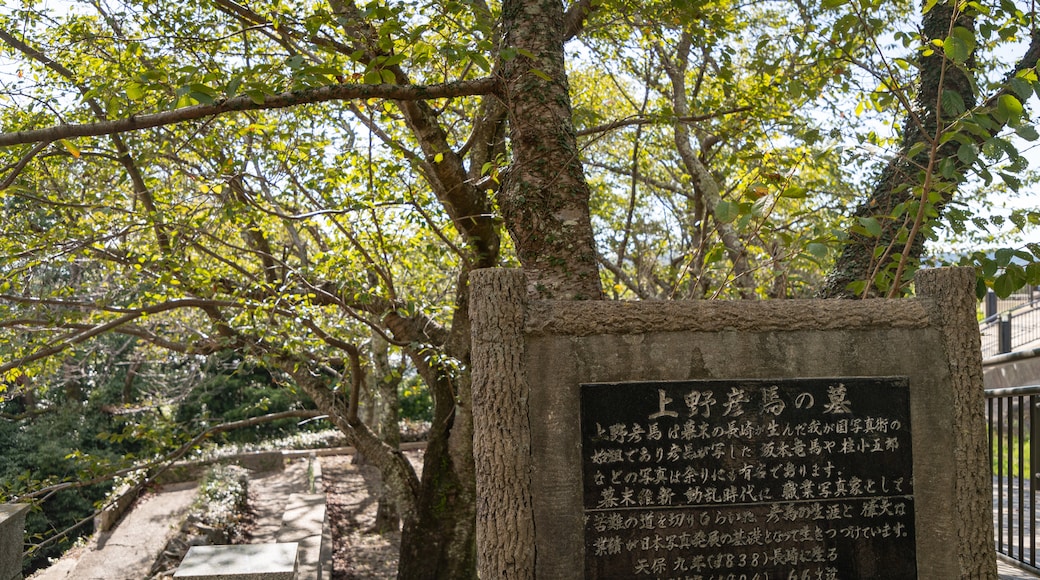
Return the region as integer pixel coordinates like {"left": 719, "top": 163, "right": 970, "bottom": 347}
{"left": 987, "top": 385, "right": 1040, "bottom": 573}
{"left": 981, "top": 287, "right": 1040, "bottom": 358}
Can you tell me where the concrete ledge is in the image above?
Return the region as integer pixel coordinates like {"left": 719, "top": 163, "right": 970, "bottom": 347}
{"left": 173, "top": 543, "right": 298, "bottom": 580}
{"left": 1, "top": 504, "right": 29, "bottom": 580}
{"left": 158, "top": 451, "right": 286, "bottom": 485}
{"left": 278, "top": 495, "right": 326, "bottom": 580}
{"left": 95, "top": 482, "right": 145, "bottom": 533}
{"left": 306, "top": 455, "right": 322, "bottom": 493}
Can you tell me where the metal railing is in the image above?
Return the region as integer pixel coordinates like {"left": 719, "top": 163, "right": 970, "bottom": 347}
{"left": 987, "top": 385, "right": 1040, "bottom": 574}
{"left": 981, "top": 287, "right": 1040, "bottom": 358}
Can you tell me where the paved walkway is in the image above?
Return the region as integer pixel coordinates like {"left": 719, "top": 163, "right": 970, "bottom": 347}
{"left": 26, "top": 453, "right": 1035, "bottom": 579}
{"left": 1001, "top": 557, "right": 1040, "bottom": 579}
{"left": 28, "top": 457, "right": 313, "bottom": 580}
{"left": 29, "top": 481, "right": 198, "bottom": 580}
{"left": 245, "top": 456, "right": 312, "bottom": 543}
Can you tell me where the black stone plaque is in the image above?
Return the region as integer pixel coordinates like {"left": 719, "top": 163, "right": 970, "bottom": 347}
{"left": 580, "top": 377, "right": 916, "bottom": 580}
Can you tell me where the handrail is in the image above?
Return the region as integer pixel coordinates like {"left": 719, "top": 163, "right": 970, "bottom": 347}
{"left": 982, "top": 299, "right": 1040, "bottom": 327}
{"left": 987, "top": 385, "right": 1040, "bottom": 398}
{"left": 980, "top": 300, "right": 1040, "bottom": 357}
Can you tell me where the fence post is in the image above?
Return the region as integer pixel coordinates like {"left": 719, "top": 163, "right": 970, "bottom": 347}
{"left": 1033, "top": 396, "right": 1039, "bottom": 487}
{"left": 986, "top": 290, "right": 998, "bottom": 319}
{"left": 999, "top": 312, "right": 1013, "bottom": 354}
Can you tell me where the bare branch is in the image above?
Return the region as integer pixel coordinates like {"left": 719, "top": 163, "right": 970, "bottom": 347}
{"left": 576, "top": 108, "right": 752, "bottom": 138}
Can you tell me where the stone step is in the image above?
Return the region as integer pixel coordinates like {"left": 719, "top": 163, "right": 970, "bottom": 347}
{"left": 173, "top": 543, "right": 298, "bottom": 580}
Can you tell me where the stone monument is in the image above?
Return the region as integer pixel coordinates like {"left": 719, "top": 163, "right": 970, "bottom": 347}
{"left": 470, "top": 267, "right": 994, "bottom": 579}
{"left": 0, "top": 504, "right": 28, "bottom": 580}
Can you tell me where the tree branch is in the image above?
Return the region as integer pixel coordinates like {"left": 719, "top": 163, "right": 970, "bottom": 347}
{"left": 0, "top": 77, "right": 500, "bottom": 147}
{"left": 0, "top": 298, "right": 238, "bottom": 374}
{"left": 563, "top": 0, "right": 599, "bottom": 41}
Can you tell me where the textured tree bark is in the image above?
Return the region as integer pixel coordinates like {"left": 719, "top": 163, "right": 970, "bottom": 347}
{"left": 914, "top": 267, "right": 996, "bottom": 579}
{"left": 499, "top": 0, "right": 603, "bottom": 300}
{"left": 469, "top": 268, "right": 536, "bottom": 579}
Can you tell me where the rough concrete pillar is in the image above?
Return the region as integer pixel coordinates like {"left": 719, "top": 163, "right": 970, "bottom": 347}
{"left": 470, "top": 268, "right": 536, "bottom": 580}
{"left": 915, "top": 267, "right": 996, "bottom": 579}
{"left": 0, "top": 504, "right": 28, "bottom": 580}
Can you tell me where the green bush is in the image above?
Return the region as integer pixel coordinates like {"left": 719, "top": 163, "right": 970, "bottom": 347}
{"left": 174, "top": 353, "right": 319, "bottom": 443}
{"left": 399, "top": 378, "right": 432, "bottom": 423}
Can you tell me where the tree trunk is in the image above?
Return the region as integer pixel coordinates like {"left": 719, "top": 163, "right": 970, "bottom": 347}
{"left": 499, "top": 0, "right": 603, "bottom": 300}
{"left": 122, "top": 359, "right": 141, "bottom": 405}
{"left": 372, "top": 332, "right": 402, "bottom": 533}
{"left": 821, "top": 2, "right": 975, "bottom": 298}
{"left": 396, "top": 355, "right": 476, "bottom": 579}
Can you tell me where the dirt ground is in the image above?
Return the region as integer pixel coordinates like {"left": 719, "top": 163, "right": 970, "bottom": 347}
{"left": 322, "top": 450, "right": 424, "bottom": 580}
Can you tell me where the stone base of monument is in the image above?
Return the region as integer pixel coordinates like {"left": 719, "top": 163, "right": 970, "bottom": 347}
{"left": 173, "top": 543, "right": 299, "bottom": 580}
{"left": 0, "top": 504, "right": 29, "bottom": 580}
{"left": 471, "top": 267, "right": 997, "bottom": 579}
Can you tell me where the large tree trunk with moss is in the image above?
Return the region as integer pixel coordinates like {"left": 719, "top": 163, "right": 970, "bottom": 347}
{"left": 395, "top": 346, "right": 477, "bottom": 579}
{"left": 498, "top": 0, "right": 603, "bottom": 301}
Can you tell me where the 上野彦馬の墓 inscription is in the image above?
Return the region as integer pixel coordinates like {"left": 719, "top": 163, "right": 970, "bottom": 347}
{"left": 580, "top": 377, "right": 915, "bottom": 580}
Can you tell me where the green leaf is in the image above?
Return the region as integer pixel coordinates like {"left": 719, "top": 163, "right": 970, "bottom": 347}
{"left": 125, "top": 82, "right": 145, "bottom": 101}
{"left": 714, "top": 200, "right": 739, "bottom": 223}
{"left": 1016, "top": 125, "right": 1039, "bottom": 141}
{"left": 1001, "top": 264, "right": 1028, "bottom": 295}
{"left": 780, "top": 186, "right": 807, "bottom": 198}
{"left": 995, "top": 247, "right": 1014, "bottom": 267}
{"left": 957, "top": 142, "right": 977, "bottom": 165}
{"left": 226, "top": 76, "right": 243, "bottom": 97}
{"left": 1010, "top": 78, "right": 1033, "bottom": 100}
{"left": 1011, "top": 211, "right": 1028, "bottom": 230}
{"left": 858, "top": 216, "right": 882, "bottom": 237}
{"left": 1027, "top": 262, "right": 1040, "bottom": 286}
{"left": 433, "top": 152, "right": 444, "bottom": 164}
{"left": 806, "top": 242, "right": 828, "bottom": 258}
{"left": 999, "top": 172, "right": 1022, "bottom": 192}
{"left": 941, "top": 90, "right": 965, "bottom": 116}
{"left": 61, "top": 139, "right": 81, "bottom": 158}
{"left": 244, "top": 89, "right": 266, "bottom": 105}
{"left": 383, "top": 53, "right": 406, "bottom": 66}
{"left": 529, "top": 68, "right": 552, "bottom": 82}
{"left": 976, "top": 277, "right": 989, "bottom": 300}
{"left": 364, "top": 70, "right": 382, "bottom": 85}
{"left": 943, "top": 27, "right": 975, "bottom": 64}
{"left": 469, "top": 52, "right": 491, "bottom": 72}
{"left": 981, "top": 255, "right": 998, "bottom": 278}
{"left": 996, "top": 94, "right": 1024, "bottom": 124}
{"left": 943, "top": 38, "right": 968, "bottom": 63}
